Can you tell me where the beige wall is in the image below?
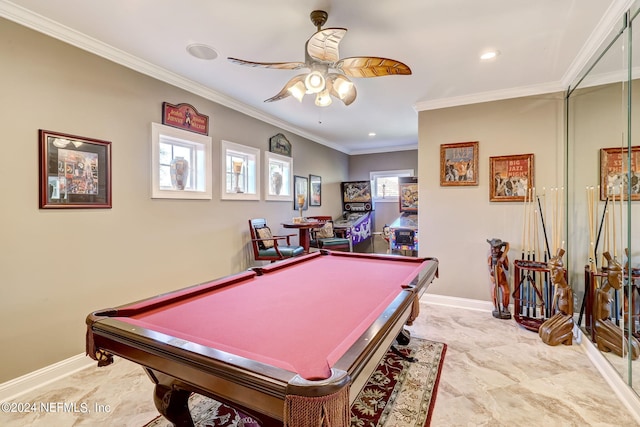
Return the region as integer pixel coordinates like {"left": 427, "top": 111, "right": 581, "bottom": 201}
{"left": 418, "top": 94, "right": 565, "bottom": 301}
{"left": 0, "top": 19, "right": 348, "bottom": 382}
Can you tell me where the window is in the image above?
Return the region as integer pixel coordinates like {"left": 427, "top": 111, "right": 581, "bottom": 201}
{"left": 221, "top": 140, "right": 260, "bottom": 200}
{"left": 264, "top": 151, "right": 293, "bottom": 201}
{"left": 151, "top": 123, "right": 212, "bottom": 199}
{"left": 370, "top": 169, "right": 414, "bottom": 202}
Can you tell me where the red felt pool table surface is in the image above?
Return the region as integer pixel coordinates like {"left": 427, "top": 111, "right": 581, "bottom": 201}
{"left": 86, "top": 250, "right": 439, "bottom": 426}
{"left": 114, "top": 251, "right": 427, "bottom": 379}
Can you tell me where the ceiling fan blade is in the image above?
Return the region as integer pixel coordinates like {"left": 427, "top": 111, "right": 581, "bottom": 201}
{"left": 264, "top": 74, "right": 308, "bottom": 103}
{"left": 335, "top": 57, "right": 412, "bottom": 78}
{"left": 306, "top": 28, "right": 347, "bottom": 63}
{"left": 227, "top": 57, "right": 306, "bottom": 70}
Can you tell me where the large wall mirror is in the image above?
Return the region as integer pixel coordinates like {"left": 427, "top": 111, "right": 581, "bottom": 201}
{"left": 567, "top": 3, "right": 640, "bottom": 392}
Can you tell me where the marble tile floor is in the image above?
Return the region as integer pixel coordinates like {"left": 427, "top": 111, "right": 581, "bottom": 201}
{"left": 1, "top": 301, "right": 639, "bottom": 426}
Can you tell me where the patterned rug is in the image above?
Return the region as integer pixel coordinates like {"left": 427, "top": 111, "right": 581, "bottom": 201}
{"left": 144, "top": 338, "right": 446, "bottom": 427}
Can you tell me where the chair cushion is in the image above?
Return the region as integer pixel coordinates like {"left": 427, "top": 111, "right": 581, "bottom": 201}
{"left": 319, "top": 237, "right": 350, "bottom": 248}
{"left": 255, "top": 226, "right": 274, "bottom": 249}
{"left": 258, "top": 246, "right": 304, "bottom": 258}
{"left": 314, "top": 222, "right": 334, "bottom": 238}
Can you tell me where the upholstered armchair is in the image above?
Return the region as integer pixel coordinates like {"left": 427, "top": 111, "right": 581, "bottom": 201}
{"left": 248, "top": 218, "right": 304, "bottom": 262}
{"left": 307, "top": 216, "right": 351, "bottom": 252}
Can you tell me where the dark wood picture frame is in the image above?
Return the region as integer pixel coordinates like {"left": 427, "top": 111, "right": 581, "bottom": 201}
{"left": 269, "top": 133, "right": 292, "bottom": 157}
{"left": 39, "top": 129, "right": 112, "bottom": 209}
{"left": 489, "top": 153, "right": 534, "bottom": 202}
{"left": 293, "top": 175, "right": 308, "bottom": 211}
{"left": 309, "top": 174, "right": 321, "bottom": 206}
{"left": 599, "top": 145, "right": 640, "bottom": 201}
{"left": 440, "top": 141, "right": 479, "bottom": 186}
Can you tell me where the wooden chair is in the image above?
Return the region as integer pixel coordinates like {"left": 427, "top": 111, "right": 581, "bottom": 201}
{"left": 248, "top": 218, "right": 304, "bottom": 263}
{"left": 306, "top": 216, "right": 351, "bottom": 252}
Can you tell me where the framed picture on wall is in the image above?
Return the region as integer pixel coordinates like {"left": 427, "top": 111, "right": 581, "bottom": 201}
{"left": 489, "top": 153, "right": 534, "bottom": 202}
{"left": 440, "top": 141, "right": 479, "bottom": 186}
{"left": 39, "top": 129, "right": 112, "bottom": 209}
{"left": 599, "top": 145, "right": 640, "bottom": 201}
{"left": 293, "top": 175, "right": 309, "bottom": 211}
{"left": 309, "top": 174, "right": 321, "bottom": 206}
{"left": 269, "top": 133, "right": 291, "bottom": 157}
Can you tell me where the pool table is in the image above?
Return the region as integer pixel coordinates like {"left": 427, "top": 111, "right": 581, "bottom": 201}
{"left": 86, "top": 250, "right": 439, "bottom": 426}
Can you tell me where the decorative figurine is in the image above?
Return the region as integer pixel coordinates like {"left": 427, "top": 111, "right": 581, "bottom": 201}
{"left": 487, "top": 238, "right": 511, "bottom": 319}
{"left": 538, "top": 248, "right": 574, "bottom": 346}
{"left": 593, "top": 252, "right": 640, "bottom": 359}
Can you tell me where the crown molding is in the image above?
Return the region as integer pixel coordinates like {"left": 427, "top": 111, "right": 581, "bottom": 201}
{"left": 561, "top": 0, "right": 634, "bottom": 88}
{"left": 0, "top": 1, "right": 351, "bottom": 155}
{"left": 414, "top": 81, "right": 563, "bottom": 112}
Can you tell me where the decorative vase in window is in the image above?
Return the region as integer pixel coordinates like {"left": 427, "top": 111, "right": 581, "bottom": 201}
{"left": 271, "top": 171, "right": 283, "bottom": 195}
{"left": 170, "top": 157, "right": 189, "bottom": 190}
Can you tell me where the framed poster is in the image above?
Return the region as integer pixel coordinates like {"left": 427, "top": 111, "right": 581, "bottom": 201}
{"left": 39, "top": 129, "right": 112, "bottom": 209}
{"left": 440, "top": 141, "right": 479, "bottom": 186}
{"left": 600, "top": 146, "right": 640, "bottom": 201}
{"left": 293, "top": 175, "right": 309, "bottom": 211}
{"left": 489, "top": 153, "right": 534, "bottom": 202}
{"left": 309, "top": 174, "right": 322, "bottom": 206}
{"left": 399, "top": 176, "right": 418, "bottom": 213}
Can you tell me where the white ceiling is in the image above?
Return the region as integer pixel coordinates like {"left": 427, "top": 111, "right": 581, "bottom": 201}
{"left": 0, "top": 0, "right": 632, "bottom": 154}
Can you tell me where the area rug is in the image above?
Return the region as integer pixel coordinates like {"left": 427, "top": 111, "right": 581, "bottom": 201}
{"left": 143, "top": 338, "right": 446, "bottom": 427}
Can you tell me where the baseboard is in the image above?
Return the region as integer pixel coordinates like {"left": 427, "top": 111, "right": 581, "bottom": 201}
{"left": 421, "top": 293, "right": 640, "bottom": 423}
{"left": 576, "top": 329, "right": 640, "bottom": 424}
{"left": 422, "top": 292, "right": 494, "bottom": 312}
{"left": 0, "top": 353, "right": 93, "bottom": 402}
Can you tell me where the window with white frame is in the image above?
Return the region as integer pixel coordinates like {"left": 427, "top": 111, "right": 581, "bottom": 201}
{"left": 220, "top": 140, "right": 260, "bottom": 200}
{"left": 151, "top": 123, "right": 212, "bottom": 199}
{"left": 264, "top": 151, "right": 293, "bottom": 201}
{"left": 370, "top": 169, "right": 414, "bottom": 202}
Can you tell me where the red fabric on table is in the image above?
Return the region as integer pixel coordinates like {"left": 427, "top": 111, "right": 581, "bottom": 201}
{"left": 118, "top": 255, "right": 426, "bottom": 380}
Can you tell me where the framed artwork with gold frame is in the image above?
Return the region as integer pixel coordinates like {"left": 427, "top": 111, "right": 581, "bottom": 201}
{"left": 440, "top": 141, "right": 479, "bottom": 186}
{"left": 599, "top": 145, "right": 640, "bottom": 201}
{"left": 489, "top": 153, "right": 534, "bottom": 202}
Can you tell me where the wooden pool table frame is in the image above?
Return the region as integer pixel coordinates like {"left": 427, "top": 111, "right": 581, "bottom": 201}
{"left": 86, "top": 251, "right": 439, "bottom": 426}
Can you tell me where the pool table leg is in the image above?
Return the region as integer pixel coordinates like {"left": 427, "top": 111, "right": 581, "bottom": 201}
{"left": 153, "top": 383, "right": 194, "bottom": 427}
{"left": 146, "top": 368, "right": 195, "bottom": 426}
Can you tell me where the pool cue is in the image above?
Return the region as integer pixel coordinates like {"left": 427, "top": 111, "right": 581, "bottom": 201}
{"left": 537, "top": 193, "right": 551, "bottom": 317}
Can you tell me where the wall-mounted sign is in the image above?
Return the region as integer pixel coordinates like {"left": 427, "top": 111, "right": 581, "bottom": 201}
{"left": 162, "top": 102, "right": 209, "bottom": 135}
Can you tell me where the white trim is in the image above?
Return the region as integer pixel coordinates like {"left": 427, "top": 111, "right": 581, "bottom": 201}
{"left": 560, "top": 0, "right": 634, "bottom": 89}
{"left": 0, "top": 353, "right": 93, "bottom": 402}
{"left": 422, "top": 293, "right": 494, "bottom": 312}
{"left": 577, "top": 328, "right": 640, "bottom": 424}
{"left": 421, "top": 293, "right": 640, "bottom": 423}
{"left": 0, "top": 1, "right": 350, "bottom": 155}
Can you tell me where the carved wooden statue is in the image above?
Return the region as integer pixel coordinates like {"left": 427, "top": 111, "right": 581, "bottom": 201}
{"left": 487, "top": 238, "right": 511, "bottom": 319}
{"left": 594, "top": 251, "right": 640, "bottom": 360}
{"left": 539, "top": 248, "right": 574, "bottom": 346}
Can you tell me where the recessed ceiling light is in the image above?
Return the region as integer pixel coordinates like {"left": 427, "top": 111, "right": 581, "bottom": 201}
{"left": 368, "top": 132, "right": 376, "bottom": 137}
{"left": 480, "top": 50, "right": 500, "bottom": 61}
{"left": 186, "top": 43, "right": 218, "bottom": 60}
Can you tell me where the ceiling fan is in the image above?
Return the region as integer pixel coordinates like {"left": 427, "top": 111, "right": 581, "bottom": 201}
{"left": 227, "top": 10, "right": 412, "bottom": 107}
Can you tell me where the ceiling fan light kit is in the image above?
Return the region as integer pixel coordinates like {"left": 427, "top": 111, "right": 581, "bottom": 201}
{"left": 227, "top": 10, "right": 411, "bottom": 107}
